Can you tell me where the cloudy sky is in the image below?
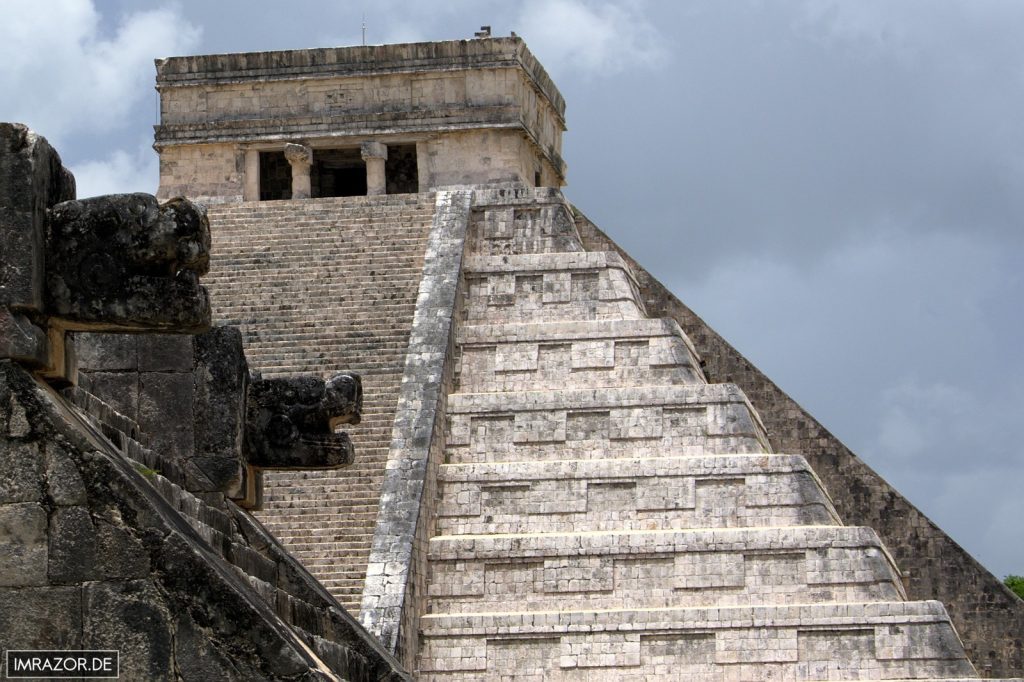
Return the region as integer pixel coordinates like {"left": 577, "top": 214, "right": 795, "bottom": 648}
{"left": 2, "top": 0, "right": 1021, "bottom": 579}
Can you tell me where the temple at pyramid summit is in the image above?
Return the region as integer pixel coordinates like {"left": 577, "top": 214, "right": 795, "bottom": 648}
{"left": 1, "top": 35, "right": 1021, "bottom": 680}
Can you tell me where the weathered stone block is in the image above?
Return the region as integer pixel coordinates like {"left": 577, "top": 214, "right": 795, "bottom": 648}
{"left": 191, "top": 326, "right": 247, "bottom": 491}
{"left": 5, "top": 388, "right": 32, "bottom": 438}
{"left": 85, "top": 371, "right": 138, "bottom": 420}
{"left": 138, "top": 334, "right": 193, "bottom": 372}
{"left": 570, "top": 339, "right": 614, "bottom": 369}
{"left": 74, "top": 332, "right": 138, "bottom": 371}
{"left": 0, "top": 122, "right": 75, "bottom": 311}
{"left": 0, "top": 586, "right": 82, "bottom": 650}
{"left": 139, "top": 371, "right": 194, "bottom": 458}
{"left": 0, "top": 440, "right": 43, "bottom": 503}
{"left": 94, "top": 519, "right": 150, "bottom": 579}
{"left": 48, "top": 505, "right": 97, "bottom": 583}
{"left": 0, "top": 310, "right": 49, "bottom": 367}
{"left": 494, "top": 343, "right": 538, "bottom": 372}
{"left": 172, "top": 611, "right": 241, "bottom": 681}
{"left": 84, "top": 580, "right": 174, "bottom": 681}
{"left": 44, "top": 445, "right": 87, "bottom": 506}
{"left": 46, "top": 194, "right": 211, "bottom": 333}
{"left": 0, "top": 502, "right": 48, "bottom": 586}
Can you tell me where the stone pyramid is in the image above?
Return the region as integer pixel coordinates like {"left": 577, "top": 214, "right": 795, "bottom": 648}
{"left": 143, "top": 38, "right": 1022, "bottom": 679}
{"left": 367, "top": 188, "right": 977, "bottom": 679}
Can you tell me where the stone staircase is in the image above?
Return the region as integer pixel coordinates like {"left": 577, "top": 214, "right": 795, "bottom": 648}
{"left": 205, "top": 195, "right": 435, "bottom": 612}
{"left": 415, "top": 190, "right": 979, "bottom": 679}
{"left": 59, "top": 382, "right": 406, "bottom": 679}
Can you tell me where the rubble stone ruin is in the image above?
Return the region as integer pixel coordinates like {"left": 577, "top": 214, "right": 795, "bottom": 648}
{"left": 2, "top": 35, "right": 1022, "bottom": 681}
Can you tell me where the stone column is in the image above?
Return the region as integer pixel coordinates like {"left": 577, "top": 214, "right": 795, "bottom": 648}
{"left": 243, "top": 149, "right": 259, "bottom": 201}
{"left": 360, "top": 141, "right": 388, "bottom": 196}
{"left": 284, "top": 143, "right": 312, "bottom": 199}
{"left": 415, "top": 140, "right": 430, "bottom": 192}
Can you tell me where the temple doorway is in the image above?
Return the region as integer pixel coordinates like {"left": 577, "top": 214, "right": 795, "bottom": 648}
{"left": 311, "top": 149, "right": 366, "bottom": 198}
{"left": 258, "top": 151, "right": 291, "bottom": 200}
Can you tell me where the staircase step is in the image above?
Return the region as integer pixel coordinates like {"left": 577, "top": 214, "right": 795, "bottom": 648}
{"left": 446, "top": 384, "right": 770, "bottom": 463}
{"left": 435, "top": 454, "right": 840, "bottom": 535}
{"left": 463, "top": 252, "right": 647, "bottom": 323}
{"left": 426, "top": 526, "right": 904, "bottom": 614}
{"left": 418, "top": 601, "right": 975, "bottom": 678}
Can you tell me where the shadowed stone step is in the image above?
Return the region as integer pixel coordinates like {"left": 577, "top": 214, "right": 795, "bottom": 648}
{"left": 418, "top": 601, "right": 975, "bottom": 679}
{"left": 436, "top": 454, "right": 840, "bottom": 535}
{"left": 463, "top": 252, "right": 647, "bottom": 323}
{"left": 456, "top": 318, "right": 706, "bottom": 391}
{"left": 426, "top": 526, "right": 905, "bottom": 614}
{"left": 468, "top": 198, "right": 584, "bottom": 256}
{"left": 446, "top": 384, "right": 770, "bottom": 463}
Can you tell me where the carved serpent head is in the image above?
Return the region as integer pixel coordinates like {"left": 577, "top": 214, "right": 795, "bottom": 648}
{"left": 45, "top": 193, "right": 211, "bottom": 332}
{"left": 244, "top": 372, "right": 362, "bottom": 470}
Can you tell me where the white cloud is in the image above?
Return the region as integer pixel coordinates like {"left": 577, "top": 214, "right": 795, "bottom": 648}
{"left": 0, "top": 0, "right": 201, "bottom": 146}
{"left": 70, "top": 139, "right": 160, "bottom": 198}
{"left": 515, "top": 0, "right": 667, "bottom": 77}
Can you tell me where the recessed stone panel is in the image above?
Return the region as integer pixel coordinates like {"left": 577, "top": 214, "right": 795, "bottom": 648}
{"left": 570, "top": 339, "right": 614, "bottom": 369}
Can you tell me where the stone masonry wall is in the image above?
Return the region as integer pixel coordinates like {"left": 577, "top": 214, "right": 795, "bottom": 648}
{"left": 155, "top": 38, "right": 568, "bottom": 199}
{"left": 74, "top": 334, "right": 195, "bottom": 459}
{"left": 574, "top": 211, "right": 1024, "bottom": 676}
{"left": 155, "top": 38, "right": 565, "bottom": 158}
{"left": 419, "top": 130, "right": 543, "bottom": 191}
{"left": 1, "top": 359, "right": 410, "bottom": 681}
{"left": 157, "top": 143, "right": 244, "bottom": 203}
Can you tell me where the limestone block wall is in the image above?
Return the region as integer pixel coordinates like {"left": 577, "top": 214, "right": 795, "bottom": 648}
{"left": 418, "top": 130, "right": 551, "bottom": 190}
{"left": 575, "top": 212, "right": 1024, "bottom": 676}
{"left": 157, "top": 143, "right": 243, "bottom": 203}
{"left": 158, "top": 65, "right": 561, "bottom": 158}
{"left": 434, "top": 454, "right": 843, "bottom": 535}
{"left": 445, "top": 385, "right": 770, "bottom": 461}
{"left": 419, "top": 601, "right": 972, "bottom": 680}
{"left": 463, "top": 251, "right": 648, "bottom": 322}
{"left": 74, "top": 333, "right": 195, "bottom": 457}
{"left": 455, "top": 319, "right": 705, "bottom": 392}
{"left": 155, "top": 38, "right": 567, "bottom": 199}
{"left": 426, "top": 526, "right": 908, "bottom": 613}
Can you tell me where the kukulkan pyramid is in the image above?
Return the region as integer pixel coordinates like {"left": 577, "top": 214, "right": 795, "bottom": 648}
{"left": 1, "top": 35, "right": 1021, "bottom": 681}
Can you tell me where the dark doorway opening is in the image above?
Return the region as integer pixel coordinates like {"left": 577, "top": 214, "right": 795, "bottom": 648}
{"left": 385, "top": 144, "right": 419, "bottom": 194}
{"left": 312, "top": 149, "right": 366, "bottom": 198}
{"left": 259, "top": 151, "right": 291, "bottom": 200}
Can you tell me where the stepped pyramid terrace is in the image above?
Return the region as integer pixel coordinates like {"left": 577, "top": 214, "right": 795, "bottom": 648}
{"left": 1, "top": 36, "right": 1021, "bottom": 681}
